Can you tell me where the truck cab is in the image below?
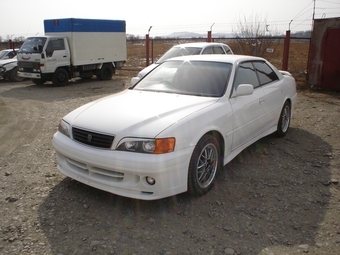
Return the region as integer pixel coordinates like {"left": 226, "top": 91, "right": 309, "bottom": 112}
{"left": 17, "top": 36, "right": 71, "bottom": 85}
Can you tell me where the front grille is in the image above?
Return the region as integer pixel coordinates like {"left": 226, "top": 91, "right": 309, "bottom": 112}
{"left": 17, "top": 61, "right": 40, "bottom": 72}
{"left": 72, "top": 127, "right": 114, "bottom": 149}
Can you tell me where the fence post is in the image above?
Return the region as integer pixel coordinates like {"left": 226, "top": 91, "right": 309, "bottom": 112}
{"left": 207, "top": 31, "right": 212, "bottom": 42}
{"left": 282, "top": 30, "right": 291, "bottom": 71}
{"left": 145, "top": 34, "right": 150, "bottom": 67}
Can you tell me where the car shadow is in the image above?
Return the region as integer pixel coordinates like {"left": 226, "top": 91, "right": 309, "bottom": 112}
{"left": 38, "top": 127, "right": 332, "bottom": 254}
{"left": 0, "top": 77, "right": 129, "bottom": 103}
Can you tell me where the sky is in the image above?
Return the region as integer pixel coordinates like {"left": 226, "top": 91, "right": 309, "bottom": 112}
{"left": 1, "top": 0, "right": 339, "bottom": 39}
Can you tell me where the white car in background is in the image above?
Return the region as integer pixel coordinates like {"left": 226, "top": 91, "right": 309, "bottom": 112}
{"left": 0, "top": 56, "right": 25, "bottom": 82}
{"left": 52, "top": 54, "right": 297, "bottom": 200}
{"left": 0, "top": 49, "right": 19, "bottom": 60}
{"left": 137, "top": 42, "right": 233, "bottom": 78}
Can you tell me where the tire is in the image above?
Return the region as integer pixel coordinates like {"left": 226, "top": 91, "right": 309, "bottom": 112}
{"left": 52, "top": 68, "right": 69, "bottom": 86}
{"left": 188, "top": 134, "right": 221, "bottom": 196}
{"left": 9, "top": 67, "right": 25, "bottom": 82}
{"left": 98, "top": 64, "right": 114, "bottom": 80}
{"left": 32, "top": 78, "right": 46, "bottom": 85}
{"left": 276, "top": 101, "right": 291, "bottom": 137}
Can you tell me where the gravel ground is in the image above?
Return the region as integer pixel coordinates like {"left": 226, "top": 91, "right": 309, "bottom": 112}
{"left": 0, "top": 76, "right": 339, "bottom": 255}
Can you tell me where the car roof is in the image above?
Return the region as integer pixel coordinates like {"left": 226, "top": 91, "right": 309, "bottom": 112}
{"left": 1, "top": 49, "right": 19, "bottom": 52}
{"left": 166, "top": 54, "right": 265, "bottom": 64}
{"left": 172, "top": 42, "right": 230, "bottom": 48}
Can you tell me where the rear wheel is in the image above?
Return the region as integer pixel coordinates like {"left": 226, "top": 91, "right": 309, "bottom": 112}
{"left": 52, "top": 68, "right": 69, "bottom": 86}
{"left": 98, "top": 64, "right": 114, "bottom": 80}
{"left": 188, "top": 134, "right": 221, "bottom": 196}
{"left": 9, "top": 67, "right": 25, "bottom": 82}
{"left": 276, "top": 101, "right": 291, "bottom": 137}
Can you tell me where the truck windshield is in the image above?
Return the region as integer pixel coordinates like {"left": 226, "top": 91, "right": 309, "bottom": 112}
{"left": 19, "top": 37, "right": 47, "bottom": 53}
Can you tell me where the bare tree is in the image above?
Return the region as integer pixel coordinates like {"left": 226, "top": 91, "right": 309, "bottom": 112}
{"left": 233, "top": 14, "right": 280, "bottom": 58}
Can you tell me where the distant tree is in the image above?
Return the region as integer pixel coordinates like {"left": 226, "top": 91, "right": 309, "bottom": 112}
{"left": 126, "top": 34, "right": 142, "bottom": 41}
{"left": 13, "top": 36, "right": 25, "bottom": 42}
{"left": 233, "top": 14, "right": 280, "bottom": 58}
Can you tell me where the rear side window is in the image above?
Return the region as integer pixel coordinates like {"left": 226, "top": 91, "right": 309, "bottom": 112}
{"left": 253, "top": 61, "right": 279, "bottom": 85}
{"left": 213, "top": 46, "right": 225, "bottom": 54}
{"left": 223, "top": 45, "right": 232, "bottom": 54}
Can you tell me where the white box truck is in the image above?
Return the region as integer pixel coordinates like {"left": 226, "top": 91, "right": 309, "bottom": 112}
{"left": 17, "top": 18, "right": 127, "bottom": 86}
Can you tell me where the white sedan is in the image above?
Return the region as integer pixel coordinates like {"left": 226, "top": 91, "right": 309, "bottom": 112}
{"left": 137, "top": 42, "right": 233, "bottom": 78}
{"left": 52, "top": 55, "right": 297, "bottom": 200}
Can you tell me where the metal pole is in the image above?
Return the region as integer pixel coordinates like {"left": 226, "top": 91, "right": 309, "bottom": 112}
{"left": 145, "top": 26, "right": 152, "bottom": 67}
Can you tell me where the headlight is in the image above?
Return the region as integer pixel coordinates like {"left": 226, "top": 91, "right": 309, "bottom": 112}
{"left": 117, "top": 137, "right": 175, "bottom": 154}
{"left": 58, "top": 119, "right": 71, "bottom": 137}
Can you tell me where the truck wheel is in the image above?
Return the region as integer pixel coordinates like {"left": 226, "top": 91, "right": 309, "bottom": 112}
{"left": 9, "top": 67, "right": 25, "bottom": 82}
{"left": 32, "top": 79, "right": 47, "bottom": 85}
{"left": 52, "top": 68, "right": 69, "bottom": 86}
{"left": 98, "top": 64, "right": 114, "bottom": 80}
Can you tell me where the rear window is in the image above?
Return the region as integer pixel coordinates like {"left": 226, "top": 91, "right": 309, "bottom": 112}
{"left": 156, "top": 47, "right": 202, "bottom": 63}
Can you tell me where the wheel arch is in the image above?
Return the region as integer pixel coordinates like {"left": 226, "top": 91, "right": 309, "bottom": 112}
{"left": 202, "top": 130, "right": 225, "bottom": 159}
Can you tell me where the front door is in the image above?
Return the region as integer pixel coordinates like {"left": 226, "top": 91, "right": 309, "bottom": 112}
{"left": 44, "top": 38, "right": 70, "bottom": 73}
{"left": 229, "top": 62, "right": 267, "bottom": 150}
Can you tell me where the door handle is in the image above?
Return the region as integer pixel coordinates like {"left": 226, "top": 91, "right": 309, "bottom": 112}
{"left": 259, "top": 99, "right": 265, "bottom": 104}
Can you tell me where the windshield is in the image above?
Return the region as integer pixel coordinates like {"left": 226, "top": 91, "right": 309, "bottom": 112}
{"left": 156, "top": 47, "right": 202, "bottom": 64}
{"left": 0, "top": 51, "right": 7, "bottom": 59}
{"left": 133, "top": 60, "right": 231, "bottom": 97}
{"left": 19, "top": 37, "right": 47, "bottom": 53}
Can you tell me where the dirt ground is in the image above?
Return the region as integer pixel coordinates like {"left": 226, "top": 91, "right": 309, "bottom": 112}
{"left": 0, "top": 73, "right": 339, "bottom": 255}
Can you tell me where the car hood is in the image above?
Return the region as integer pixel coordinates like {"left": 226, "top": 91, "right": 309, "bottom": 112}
{"left": 64, "top": 89, "right": 218, "bottom": 138}
{"left": 0, "top": 58, "right": 17, "bottom": 66}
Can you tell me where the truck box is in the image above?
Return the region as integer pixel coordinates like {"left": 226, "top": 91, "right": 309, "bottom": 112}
{"left": 44, "top": 18, "right": 126, "bottom": 66}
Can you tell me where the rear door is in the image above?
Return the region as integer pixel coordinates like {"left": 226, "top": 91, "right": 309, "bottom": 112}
{"left": 253, "top": 61, "right": 283, "bottom": 128}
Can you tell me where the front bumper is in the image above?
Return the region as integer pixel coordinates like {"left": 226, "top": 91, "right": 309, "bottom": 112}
{"left": 52, "top": 132, "right": 193, "bottom": 200}
{"left": 18, "top": 71, "right": 41, "bottom": 79}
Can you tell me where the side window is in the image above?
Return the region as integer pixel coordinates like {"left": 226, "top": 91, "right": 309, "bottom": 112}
{"left": 223, "top": 45, "right": 232, "bottom": 54}
{"left": 46, "top": 38, "right": 65, "bottom": 57}
{"left": 202, "top": 47, "right": 213, "bottom": 54}
{"left": 213, "top": 46, "right": 225, "bottom": 54}
{"left": 253, "top": 61, "right": 279, "bottom": 85}
{"left": 7, "top": 51, "right": 16, "bottom": 59}
{"left": 233, "top": 62, "right": 260, "bottom": 89}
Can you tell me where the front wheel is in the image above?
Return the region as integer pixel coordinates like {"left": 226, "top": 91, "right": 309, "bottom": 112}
{"left": 276, "top": 101, "right": 291, "bottom": 137}
{"left": 52, "top": 68, "right": 69, "bottom": 86}
{"left": 9, "top": 67, "right": 25, "bottom": 82}
{"left": 188, "top": 134, "right": 221, "bottom": 196}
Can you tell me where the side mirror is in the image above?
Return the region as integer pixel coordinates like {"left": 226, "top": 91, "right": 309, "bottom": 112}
{"left": 232, "top": 84, "right": 254, "bottom": 97}
{"left": 131, "top": 77, "right": 140, "bottom": 86}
